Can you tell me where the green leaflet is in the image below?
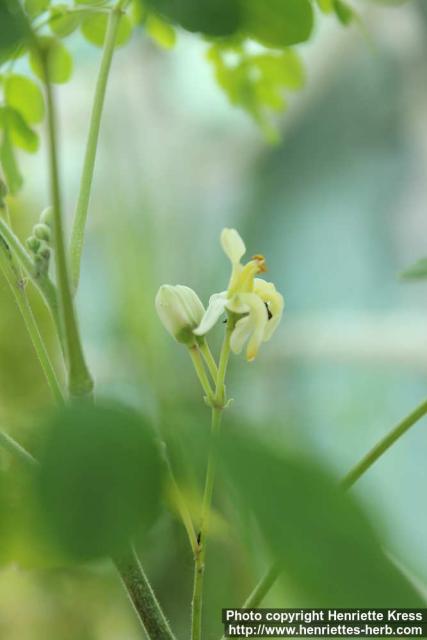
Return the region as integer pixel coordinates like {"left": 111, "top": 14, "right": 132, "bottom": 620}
{"left": 4, "top": 74, "right": 45, "bottom": 124}
{"left": 208, "top": 45, "right": 305, "bottom": 140}
{"left": 243, "top": 0, "right": 314, "bottom": 48}
{"left": 81, "top": 12, "right": 133, "bottom": 48}
{"left": 49, "top": 5, "right": 83, "bottom": 38}
{"left": 400, "top": 258, "right": 427, "bottom": 281}
{"left": 29, "top": 36, "right": 73, "bottom": 84}
{"left": 0, "top": 0, "right": 34, "bottom": 59}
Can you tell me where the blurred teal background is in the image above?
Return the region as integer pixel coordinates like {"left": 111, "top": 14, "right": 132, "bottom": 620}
{"left": 1, "top": 0, "right": 427, "bottom": 637}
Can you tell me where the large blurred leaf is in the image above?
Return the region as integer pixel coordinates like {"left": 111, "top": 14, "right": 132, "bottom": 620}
{"left": 0, "top": 121, "right": 23, "bottom": 194}
{"left": 221, "top": 430, "right": 424, "bottom": 606}
{"left": 0, "top": 106, "right": 39, "bottom": 153}
{"left": 37, "top": 403, "right": 164, "bottom": 560}
{"left": 242, "top": 0, "right": 314, "bottom": 48}
{"left": 145, "top": 0, "right": 242, "bottom": 37}
{"left": 0, "top": 0, "right": 33, "bottom": 59}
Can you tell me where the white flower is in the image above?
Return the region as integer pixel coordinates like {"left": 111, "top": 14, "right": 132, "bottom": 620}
{"left": 194, "top": 228, "right": 284, "bottom": 361}
{"left": 155, "top": 285, "right": 205, "bottom": 345}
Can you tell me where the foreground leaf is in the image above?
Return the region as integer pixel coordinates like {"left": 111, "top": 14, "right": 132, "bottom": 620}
{"left": 37, "top": 403, "right": 164, "bottom": 560}
{"left": 29, "top": 36, "right": 73, "bottom": 84}
{"left": 221, "top": 430, "right": 424, "bottom": 606}
{"left": 145, "top": 0, "right": 242, "bottom": 37}
{"left": 242, "top": 0, "right": 314, "bottom": 48}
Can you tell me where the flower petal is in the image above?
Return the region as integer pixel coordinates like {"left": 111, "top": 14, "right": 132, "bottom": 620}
{"left": 230, "top": 316, "right": 252, "bottom": 355}
{"left": 221, "top": 228, "right": 246, "bottom": 265}
{"left": 230, "top": 292, "right": 268, "bottom": 361}
{"left": 254, "top": 279, "right": 285, "bottom": 342}
{"left": 193, "top": 292, "right": 227, "bottom": 336}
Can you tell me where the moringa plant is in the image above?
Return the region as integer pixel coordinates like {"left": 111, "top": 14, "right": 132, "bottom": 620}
{"left": 0, "top": 0, "right": 426, "bottom": 638}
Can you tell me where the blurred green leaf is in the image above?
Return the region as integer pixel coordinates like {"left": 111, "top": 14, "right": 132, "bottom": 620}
{"left": 24, "top": 0, "right": 50, "bottom": 19}
{"left": 145, "top": 0, "right": 242, "bottom": 37}
{"left": 243, "top": 0, "right": 314, "bottom": 48}
{"left": 317, "top": 0, "right": 334, "bottom": 13}
{"left": 145, "top": 14, "right": 177, "bottom": 48}
{"left": 0, "top": 0, "right": 33, "bottom": 59}
{"left": 49, "top": 5, "right": 82, "bottom": 38}
{"left": 0, "top": 106, "right": 39, "bottom": 153}
{"left": 81, "top": 12, "right": 133, "bottom": 48}
{"left": 37, "top": 403, "right": 164, "bottom": 560}
{"left": 4, "top": 74, "right": 45, "bottom": 124}
{"left": 208, "top": 46, "right": 304, "bottom": 141}
{"left": 400, "top": 258, "right": 427, "bottom": 281}
{"left": 334, "top": 0, "right": 354, "bottom": 25}
{"left": 221, "top": 430, "right": 424, "bottom": 606}
{"left": 0, "top": 127, "right": 22, "bottom": 194}
{"left": 30, "top": 37, "right": 73, "bottom": 84}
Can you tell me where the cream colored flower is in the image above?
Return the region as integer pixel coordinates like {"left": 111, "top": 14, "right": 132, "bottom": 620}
{"left": 155, "top": 285, "right": 205, "bottom": 345}
{"left": 194, "top": 228, "right": 284, "bottom": 361}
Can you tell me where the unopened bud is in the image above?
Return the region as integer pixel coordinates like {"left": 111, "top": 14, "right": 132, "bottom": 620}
{"left": 155, "top": 285, "right": 205, "bottom": 345}
{"left": 34, "top": 223, "right": 51, "bottom": 242}
{"left": 40, "top": 206, "right": 53, "bottom": 226}
{"left": 27, "top": 235, "right": 41, "bottom": 253}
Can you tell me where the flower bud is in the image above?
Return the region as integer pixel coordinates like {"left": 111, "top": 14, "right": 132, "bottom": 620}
{"left": 155, "top": 285, "right": 205, "bottom": 345}
{"left": 40, "top": 206, "right": 53, "bottom": 227}
{"left": 27, "top": 235, "right": 41, "bottom": 254}
{"left": 34, "top": 223, "right": 51, "bottom": 242}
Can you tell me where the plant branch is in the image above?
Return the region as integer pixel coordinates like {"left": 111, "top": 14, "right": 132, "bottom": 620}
{"left": 232, "top": 396, "right": 427, "bottom": 620}
{"left": 192, "top": 322, "right": 233, "bottom": 640}
{"left": 114, "top": 546, "right": 177, "bottom": 640}
{"left": 0, "top": 430, "right": 38, "bottom": 469}
{"left": 41, "top": 50, "right": 93, "bottom": 398}
{"left": 69, "top": 0, "right": 125, "bottom": 292}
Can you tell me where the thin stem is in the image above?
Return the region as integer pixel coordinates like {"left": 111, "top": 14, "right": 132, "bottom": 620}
{"left": 189, "top": 345, "right": 215, "bottom": 404}
{"left": 0, "top": 216, "right": 35, "bottom": 275}
{"left": 192, "top": 323, "right": 233, "bottom": 640}
{"left": 199, "top": 340, "right": 218, "bottom": 383}
{"left": 0, "top": 430, "right": 38, "bottom": 469}
{"left": 0, "top": 227, "right": 64, "bottom": 404}
{"left": 41, "top": 51, "right": 93, "bottom": 398}
{"left": 234, "top": 397, "right": 427, "bottom": 619}
{"left": 340, "top": 397, "right": 427, "bottom": 490}
{"left": 114, "top": 546, "right": 177, "bottom": 640}
{"left": 69, "top": 0, "right": 125, "bottom": 292}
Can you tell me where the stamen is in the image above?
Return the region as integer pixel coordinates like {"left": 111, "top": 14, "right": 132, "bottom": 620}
{"left": 252, "top": 254, "right": 267, "bottom": 274}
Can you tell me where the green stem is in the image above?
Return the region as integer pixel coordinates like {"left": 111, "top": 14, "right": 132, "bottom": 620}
{"left": 199, "top": 340, "right": 218, "bottom": 383}
{"left": 0, "top": 430, "right": 38, "bottom": 469}
{"left": 0, "top": 233, "right": 64, "bottom": 404}
{"left": 114, "top": 546, "right": 177, "bottom": 640}
{"left": 340, "top": 397, "right": 427, "bottom": 490}
{"left": 69, "top": 0, "right": 125, "bottom": 292}
{"left": 41, "top": 52, "right": 93, "bottom": 399}
{"left": 234, "top": 397, "right": 427, "bottom": 619}
{"left": 189, "top": 345, "right": 215, "bottom": 404}
{"left": 191, "top": 324, "right": 233, "bottom": 640}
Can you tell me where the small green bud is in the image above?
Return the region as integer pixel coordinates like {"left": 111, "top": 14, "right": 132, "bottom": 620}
{"left": 34, "top": 223, "right": 51, "bottom": 242}
{"left": 27, "top": 235, "right": 41, "bottom": 253}
{"left": 40, "top": 206, "right": 53, "bottom": 227}
{"left": 155, "top": 285, "right": 205, "bottom": 345}
{"left": 39, "top": 245, "right": 51, "bottom": 261}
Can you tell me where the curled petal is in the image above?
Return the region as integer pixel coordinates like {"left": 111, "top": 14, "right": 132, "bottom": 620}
{"left": 221, "top": 228, "right": 246, "bottom": 265}
{"left": 230, "top": 293, "right": 268, "bottom": 361}
{"left": 254, "top": 279, "right": 285, "bottom": 342}
{"left": 193, "top": 292, "right": 227, "bottom": 336}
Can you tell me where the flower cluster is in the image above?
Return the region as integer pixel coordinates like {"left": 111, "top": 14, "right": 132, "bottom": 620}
{"left": 155, "top": 228, "right": 284, "bottom": 362}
